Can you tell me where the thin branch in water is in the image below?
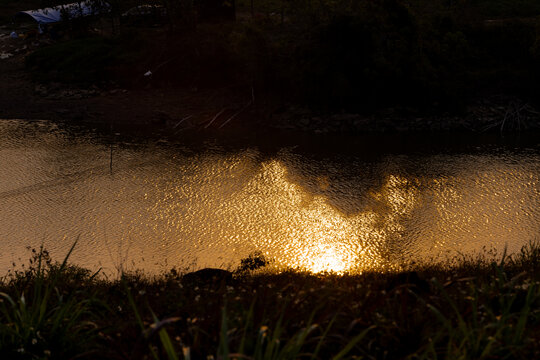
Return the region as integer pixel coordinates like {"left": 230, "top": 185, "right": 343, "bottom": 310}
{"left": 173, "top": 115, "right": 193, "bottom": 129}
{"left": 219, "top": 101, "right": 252, "bottom": 129}
{"left": 205, "top": 107, "right": 227, "bottom": 128}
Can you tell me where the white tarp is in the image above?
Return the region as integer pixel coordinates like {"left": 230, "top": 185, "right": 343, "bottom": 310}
{"left": 17, "top": 1, "right": 110, "bottom": 24}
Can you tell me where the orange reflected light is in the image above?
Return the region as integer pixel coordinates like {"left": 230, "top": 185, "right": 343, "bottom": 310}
{"left": 149, "top": 156, "right": 421, "bottom": 274}
{"left": 249, "top": 161, "right": 419, "bottom": 274}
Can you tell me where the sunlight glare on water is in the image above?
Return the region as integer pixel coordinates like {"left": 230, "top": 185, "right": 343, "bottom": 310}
{"left": 0, "top": 119, "right": 539, "bottom": 275}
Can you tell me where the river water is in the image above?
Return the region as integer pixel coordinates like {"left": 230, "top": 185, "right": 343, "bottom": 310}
{"left": 0, "top": 119, "right": 539, "bottom": 275}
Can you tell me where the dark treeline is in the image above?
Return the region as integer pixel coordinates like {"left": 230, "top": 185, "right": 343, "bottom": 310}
{"left": 18, "top": 0, "right": 540, "bottom": 113}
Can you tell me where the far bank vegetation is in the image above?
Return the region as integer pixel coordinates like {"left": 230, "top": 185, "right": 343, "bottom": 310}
{"left": 11, "top": 0, "right": 540, "bottom": 113}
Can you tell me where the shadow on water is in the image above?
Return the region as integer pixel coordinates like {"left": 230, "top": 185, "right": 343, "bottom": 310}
{"left": 61, "top": 116, "right": 540, "bottom": 156}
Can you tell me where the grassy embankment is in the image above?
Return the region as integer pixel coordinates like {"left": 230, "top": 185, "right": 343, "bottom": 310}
{"left": 14, "top": 0, "right": 540, "bottom": 117}
{"left": 1, "top": 241, "right": 540, "bottom": 359}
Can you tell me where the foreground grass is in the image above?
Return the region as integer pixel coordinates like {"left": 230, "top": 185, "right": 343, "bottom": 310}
{"left": 1, "top": 243, "right": 540, "bottom": 359}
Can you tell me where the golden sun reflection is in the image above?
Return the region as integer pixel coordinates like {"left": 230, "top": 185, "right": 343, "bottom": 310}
{"left": 306, "top": 245, "right": 348, "bottom": 273}
{"left": 2, "top": 119, "right": 539, "bottom": 276}
{"left": 135, "top": 153, "right": 429, "bottom": 274}
{"left": 237, "top": 160, "right": 419, "bottom": 273}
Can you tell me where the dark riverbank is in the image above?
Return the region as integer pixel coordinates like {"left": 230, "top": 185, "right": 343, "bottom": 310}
{"left": 1, "top": 0, "right": 540, "bottom": 135}
{"left": 1, "top": 243, "right": 540, "bottom": 359}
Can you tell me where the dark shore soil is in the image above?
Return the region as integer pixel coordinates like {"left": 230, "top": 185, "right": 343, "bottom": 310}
{"left": 0, "top": 37, "right": 247, "bottom": 128}
{"left": 2, "top": 28, "right": 540, "bottom": 138}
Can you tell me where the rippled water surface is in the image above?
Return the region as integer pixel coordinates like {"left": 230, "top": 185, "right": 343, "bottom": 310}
{"left": 1, "top": 119, "right": 539, "bottom": 275}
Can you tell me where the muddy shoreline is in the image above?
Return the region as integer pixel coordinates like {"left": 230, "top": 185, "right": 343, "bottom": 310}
{"left": 1, "top": 33, "right": 540, "bottom": 139}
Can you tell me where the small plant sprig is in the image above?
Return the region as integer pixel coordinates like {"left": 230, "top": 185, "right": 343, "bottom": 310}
{"left": 0, "top": 239, "right": 99, "bottom": 359}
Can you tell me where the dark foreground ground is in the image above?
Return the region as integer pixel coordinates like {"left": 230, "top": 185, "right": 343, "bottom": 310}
{"left": 1, "top": 243, "right": 540, "bottom": 359}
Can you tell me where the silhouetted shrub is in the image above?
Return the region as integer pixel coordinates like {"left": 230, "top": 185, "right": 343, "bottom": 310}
{"left": 236, "top": 251, "right": 269, "bottom": 272}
